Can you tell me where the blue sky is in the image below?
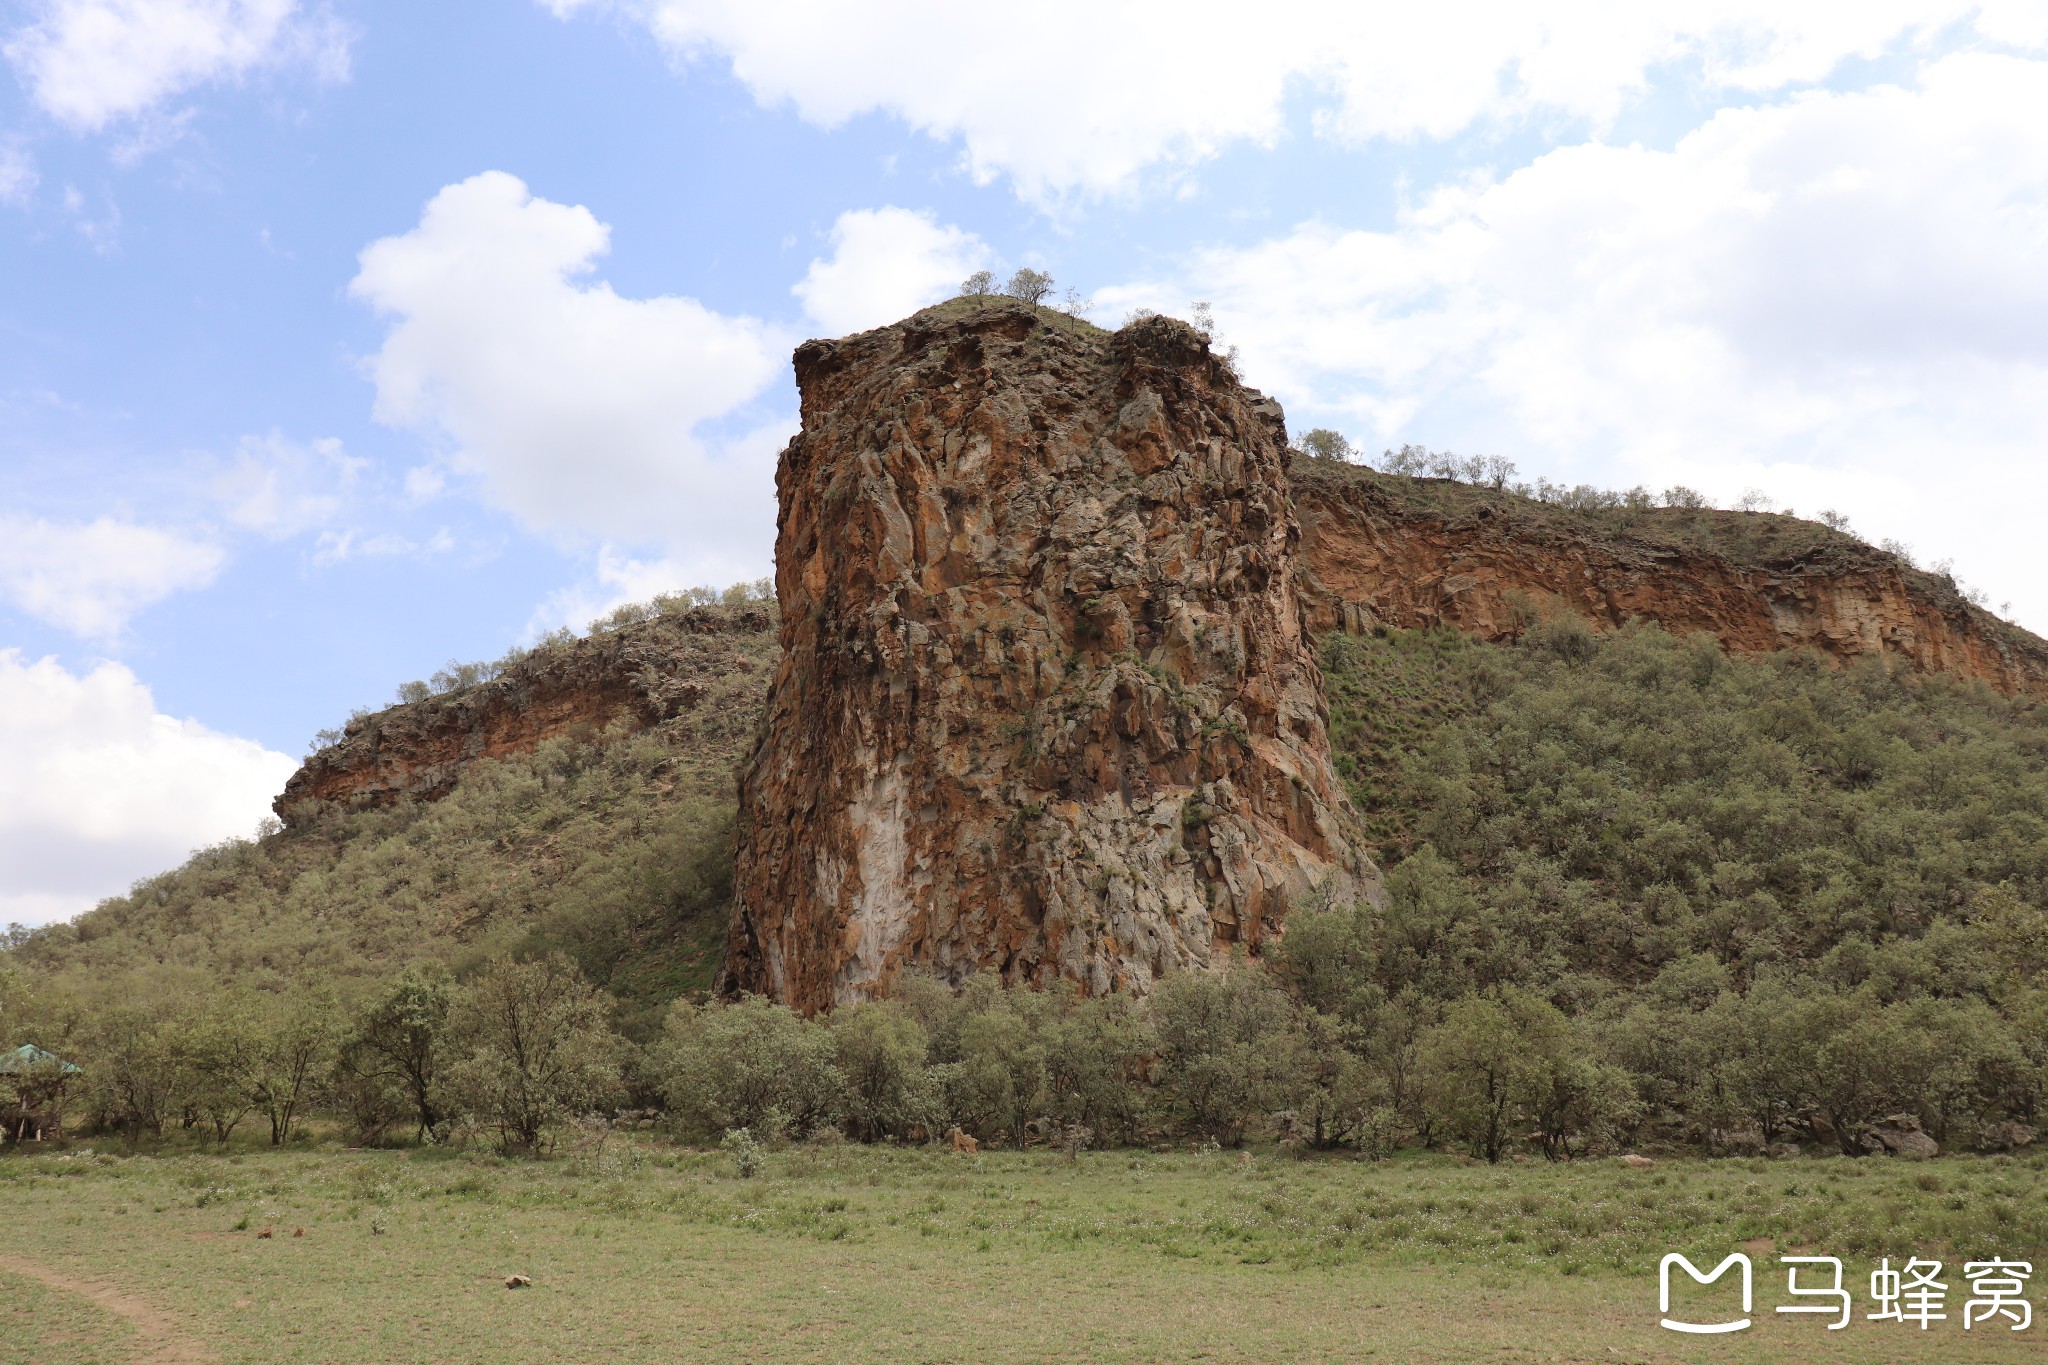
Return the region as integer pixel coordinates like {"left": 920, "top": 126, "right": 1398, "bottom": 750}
{"left": 4, "top": 0, "right": 2048, "bottom": 926}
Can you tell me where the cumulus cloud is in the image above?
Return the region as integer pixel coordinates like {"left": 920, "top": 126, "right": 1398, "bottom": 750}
{"left": 4, "top": 0, "right": 350, "bottom": 131}
{"left": 212, "top": 431, "right": 364, "bottom": 538}
{"left": 0, "top": 650, "right": 294, "bottom": 927}
{"left": 350, "top": 171, "right": 789, "bottom": 562}
{"left": 794, "top": 206, "right": 990, "bottom": 335}
{"left": 1097, "top": 52, "right": 2048, "bottom": 628}
{"left": 542, "top": 0, "right": 2040, "bottom": 199}
{"left": 0, "top": 516, "right": 224, "bottom": 640}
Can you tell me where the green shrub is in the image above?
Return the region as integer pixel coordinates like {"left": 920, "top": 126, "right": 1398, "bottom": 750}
{"left": 652, "top": 995, "right": 842, "bottom": 1141}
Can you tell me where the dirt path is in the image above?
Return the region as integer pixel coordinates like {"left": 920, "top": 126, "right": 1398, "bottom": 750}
{"left": 0, "top": 1251, "right": 216, "bottom": 1363}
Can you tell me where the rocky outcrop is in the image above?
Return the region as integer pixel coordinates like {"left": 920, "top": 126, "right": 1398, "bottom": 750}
{"left": 1294, "top": 465, "right": 2048, "bottom": 697}
{"left": 1861, "top": 1114, "right": 1940, "bottom": 1158}
{"left": 275, "top": 607, "right": 776, "bottom": 826}
{"left": 726, "top": 299, "right": 1373, "bottom": 1012}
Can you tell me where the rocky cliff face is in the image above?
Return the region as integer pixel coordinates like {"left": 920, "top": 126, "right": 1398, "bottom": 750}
{"left": 725, "top": 299, "right": 1373, "bottom": 1011}
{"left": 1293, "top": 464, "right": 2048, "bottom": 698}
{"left": 274, "top": 607, "right": 776, "bottom": 826}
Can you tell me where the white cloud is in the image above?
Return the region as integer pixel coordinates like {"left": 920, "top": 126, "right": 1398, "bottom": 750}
{"left": 4, "top": 0, "right": 350, "bottom": 132}
{"left": 213, "top": 431, "right": 364, "bottom": 538}
{"left": 310, "top": 526, "right": 451, "bottom": 566}
{"left": 0, "top": 650, "right": 294, "bottom": 927}
{"left": 0, "top": 139, "right": 36, "bottom": 205}
{"left": 0, "top": 516, "right": 224, "bottom": 640}
{"left": 793, "top": 206, "right": 988, "bottom": 335}
{"left": 524, "top": 426, "right": 785, "bottom": 636}
{"left": 1100, "top": 52, "right": 2048, "bottom": 630}
{"left": 401, "top": 465, "right": 444, "bottom": 503}
{"left": 543, "top": 0, "right": 2041, "bottom": 200}
{"left": 350, "top": 171, "right": 788, "bottom": 557}
{"left": 527, "top": 546, "right": 693, "bottom": 638}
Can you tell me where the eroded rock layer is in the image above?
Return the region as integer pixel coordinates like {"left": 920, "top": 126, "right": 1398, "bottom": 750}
{"left": 726, "top": 300, "right": 1373, "bottom": 1011}
{"left": 275, "top": 607, "right": 776, "bottom": 826}
{"left": 1293, "top": 466, "right": 2048, "bottom": 698}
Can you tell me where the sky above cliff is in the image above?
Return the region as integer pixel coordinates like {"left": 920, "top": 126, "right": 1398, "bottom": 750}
{"left": 4, "top": 0, "right": 2048, "bottom": 926}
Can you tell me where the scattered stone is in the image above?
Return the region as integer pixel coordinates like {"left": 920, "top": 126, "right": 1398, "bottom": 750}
{"left": 946, "top": 1126, "right": 978, "bottom": 1155}
{"left": 255, "top": 1228, "right": 274, "bottom": 1239}
{"left": 505, "top": 1275, "right": 531, "bottom": 1290}
{"left": 292, "top": 1227, "right": 305, "bottom": 1238}
{"left": 1620, "top": 1154, "right": 1655, "bottom": 1169}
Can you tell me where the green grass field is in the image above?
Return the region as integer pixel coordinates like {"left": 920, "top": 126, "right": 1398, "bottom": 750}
{"left": 4, "top": 1141, "right": 2045, "bottom": 1362}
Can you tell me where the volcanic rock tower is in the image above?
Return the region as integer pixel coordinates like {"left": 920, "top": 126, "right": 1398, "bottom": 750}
{"left": 726, "top": 300, "right": 1375, "bottom": 1011}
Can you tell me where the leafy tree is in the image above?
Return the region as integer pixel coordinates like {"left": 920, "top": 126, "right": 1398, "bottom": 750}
{"left": 1416, "top": 994, "right": 1524, "bottom": 1162}
{"left": 1004, "top": 268, "right": 1054, "bottom": 306}
{"left": 0, "top": 959, "right": 22, "bottom": 1042}
{"left": 1785, "top": 989, "right": 1901, "bottom": 1155}
{"left": 184, "top": 995, "right": 265, "bottom": 1145}
{"left": 1289, "top": 1006, "right": 1384, "bottom": 1150}
{"left": 327, "top": 1047, "right": 409, "bottom": 1146}
{"left": 959, "top": 269, "right": 996, "bottom": 297}
{"left": 348, "top": 969, "right": 452, "bottom": 1142}
{"left": 1040, "top": 988, "right": 1154, "bottom": 1147}
{"left": 1512, "top": 1002, "right": 1638, "bottom": 1159}
{"left": 653, "top": 994, "right": 842, "bottom": 1140}
{"left": 250, "top": 988, "right": 340, "bottom": 1145}
{"left": 951, "top": 992, "right": 1051, "bottom": 1146}
{"left": 78, "top": 996, "right": 184, "bottom": 1139}
{"left": 832, "top": 1002, "right": 937, "bottom": 1142}
{"left": 1298, "top": 429, "right": 1353, "bottom": 463}
{"left": 443, "top": 955, "right": 625, "bottom": 1153}
{"left": 1150, "top": 964, "right": 1300, "bottom": 1144}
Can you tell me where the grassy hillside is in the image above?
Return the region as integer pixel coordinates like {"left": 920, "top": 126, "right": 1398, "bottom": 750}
{"left": 6, "top": 605, "right": 778, "bottom": 1038}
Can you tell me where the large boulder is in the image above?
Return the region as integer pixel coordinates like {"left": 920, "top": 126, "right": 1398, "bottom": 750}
{"left": 1862, "top": 1114, "right": 1940, "bottom": 1158}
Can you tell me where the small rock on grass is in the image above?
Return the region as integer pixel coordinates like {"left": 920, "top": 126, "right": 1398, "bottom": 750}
{"left": 1620, "top": 1154, "right": 1655, "bottom": 1169}
{"left": 505, "top": 1275, "right": 532, "bottom": 1290}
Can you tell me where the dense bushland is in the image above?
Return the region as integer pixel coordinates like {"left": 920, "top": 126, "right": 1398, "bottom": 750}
{"left": 1316, "top": 620, "right": 2048, "bottom": 1156}
{"left": 7, "top": 617, "right": 2047, "bottom": 1161}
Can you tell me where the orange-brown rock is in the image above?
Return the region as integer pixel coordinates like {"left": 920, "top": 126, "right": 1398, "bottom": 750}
{"left": 1294, "top": 464, "right": 2048, "bottom": 697}
{"left": 274, "top": 607, "right": 775, "bottom": 826}
{"left": 725, "top": 299, "right": 1374, "bottom": 1011}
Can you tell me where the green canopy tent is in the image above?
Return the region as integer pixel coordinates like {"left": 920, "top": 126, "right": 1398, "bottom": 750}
{"left": 0, "top": 1044, "right": 81, "bottom": 1142}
